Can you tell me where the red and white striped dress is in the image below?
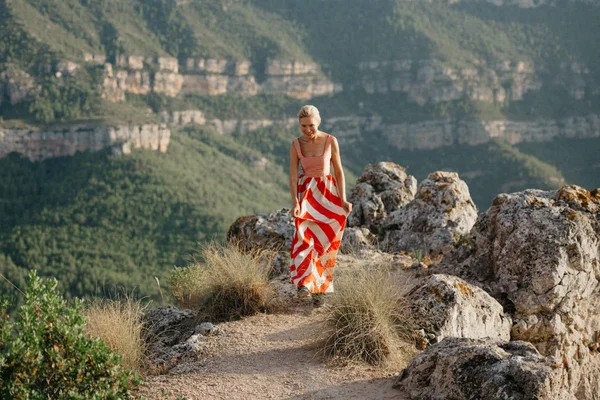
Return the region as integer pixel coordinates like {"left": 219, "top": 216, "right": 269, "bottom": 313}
{"left": 290, "top": 134, "right": 346, "bottom": 293}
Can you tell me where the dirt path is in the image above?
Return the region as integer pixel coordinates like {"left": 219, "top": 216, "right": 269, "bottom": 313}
{"left": 135, "top": 305, "right": 410, "bottom": 399}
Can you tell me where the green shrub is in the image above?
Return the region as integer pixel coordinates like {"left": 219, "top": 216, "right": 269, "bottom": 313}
{"left": 0, "top": 271, "right": 140, "bottom": 399}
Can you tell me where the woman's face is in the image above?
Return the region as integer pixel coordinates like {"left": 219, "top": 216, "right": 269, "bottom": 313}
{"left": 299, "top": 116, "right": 320, "bottom": 139}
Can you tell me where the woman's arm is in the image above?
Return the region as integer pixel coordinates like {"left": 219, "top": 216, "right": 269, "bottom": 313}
{"left": 289, "top": 143, "right": 301, "bottom": 217}
{"left": 331, "top": 136, "right": 352, "bottom": 215}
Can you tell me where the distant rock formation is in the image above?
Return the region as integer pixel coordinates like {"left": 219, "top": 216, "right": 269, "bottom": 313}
{"left": 440, "top": 0, "right": 599, "bottom": 8}
{"left": 100, "top": 56, "right": 341, "bottom": 101}
{"left": 358, "top": 59, "right": 596, "bottom": 104}
{"left": 0, "top": 123, "right": 171, "bottom": 161}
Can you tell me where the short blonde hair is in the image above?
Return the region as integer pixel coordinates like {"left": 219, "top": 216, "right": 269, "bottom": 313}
{"left": 297, "top": 105, "right": 321, "bottom": 122}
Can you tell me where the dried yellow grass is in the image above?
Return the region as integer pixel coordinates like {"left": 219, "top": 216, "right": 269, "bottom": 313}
{"left": 320, "top": 267, "right": 415, "bottom": 366}
{"left": 84, "top": 295, "right": 146, "bottom": 373}
{"left": 168, "top": 241, "right": 273, "bottom": 321}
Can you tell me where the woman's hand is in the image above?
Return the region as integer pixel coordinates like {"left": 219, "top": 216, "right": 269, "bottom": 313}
{"left": 291, "top": 203, "right": 301, "bottom": 218}
{"left": 341, "top": 199, "right": 353, "bottom": 216}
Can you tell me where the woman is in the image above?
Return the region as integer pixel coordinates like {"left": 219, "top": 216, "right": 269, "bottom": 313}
{"left": 289, "top": 105, "right": 352, "bottom": 299}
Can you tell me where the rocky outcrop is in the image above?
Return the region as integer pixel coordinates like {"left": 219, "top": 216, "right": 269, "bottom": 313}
{"left": 159, "top": 109, "right": 299, "bottom": 136}
{"left": 359, "top": 59, "right": 540, "bottom": 104}
{"left": 340, "top": 227, "right": 377, "bottom": 252}
{"left": 440, "top": 0, "right": 599, "bottom": 7}
{"left": 386, "top": 114, "right": 600, "bottom": 150}
{"left": 144, "top": 307, "right": 223, "bottom": 367}
{"left": 439, "top": 185, "right": 600, "bottom": 398}
{"left": 0, "top": 64, "right": 38, "bottom": 106}
{"left": 227, "top": 209, "right": 295, "bottom": 253}
{"left": 83, "top": 53, "right": 107, "bottom": 65}
{"left": 116, "top": 55, "right": 179, "bottom": 73}
{"left": 265, "top": 60, "right": 319, "bottom": 76}
{"left": 102, "top": 56, "right": 341, "bottom": 101}
{"left": 382, "top": 171, "right": 478, "bottom": 254}
{"left": 102, "top": 63, "right": 183, "bottom": 101}
{"left": 407, "top": 274, "right": 511, "bottom": 345}
{"left": 396, "top": 338, "right": 572, "bottom": 400}
{"left": 347, "top": 162, "right": 418, "bottom": 231}
{"left": 0, "top": 123, "right": 170, "bottom": 161}
{"left": 156, "top": 110, "right": 600, "bottom": 151}
{"left": 359, "top": 58, "right": 596, "bottom": 104}
{"left": 324, "top": 112, "right": 600, "bottom": 151}
{"left": 185, "top": 58, "right": 251, "bottom": 75}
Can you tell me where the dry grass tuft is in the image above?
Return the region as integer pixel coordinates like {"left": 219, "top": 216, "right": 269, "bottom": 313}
{"left": 168, "top": 241, "right": 273, "bottom": 321}
{"left": 320, "top": 267, "right": 415, "bottom": 366}
{"left": 84, "top": 295, "right": 147, "bottom": 373}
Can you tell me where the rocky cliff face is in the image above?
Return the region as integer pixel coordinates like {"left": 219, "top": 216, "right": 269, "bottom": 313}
{"left": 441, "top": 0, "right": 599, "bottom": 8}
{"left": 159, "top": 109, "right": 297, "bottom": 135}
{"left": 159, "top": 109, "right": 600, "bottom": 151}
{"left": 317, "top": 113, "right": 600, "bottom": 150}
{"left": 100, "top": 55, "right": 341, "bottom": 101}
{"left": 435, "top": 185, "right": 600, "bottom": 398}
{"left": 358, "top": 59, "right": 596, "bottom": 104}
{"left": 0, "top": 123, "right": 171, "bottom": 161}
{"left": 2, "top": 53, "right": 595, "bottom": 111}
{"left": 0, "top": 63, "right": 38, "bottom": 107}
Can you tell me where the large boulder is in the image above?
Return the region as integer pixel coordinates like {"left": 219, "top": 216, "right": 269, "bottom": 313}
{"left": 407, "top": 274, "right": 511, "bottom": 346}
{"left": 396, "top": 338, "right": 572, "bottom": 400}
{"left": 439, "top": 185, "right": 600, "bottom": 398}
{"left": 227, "top": 208, "right": 294, "bottom": 252}
{"left": 381, "top": 171, "right": 478, "bottom": 255}
{"left": 347, "top": 162, "right": 417, "bottom": 231}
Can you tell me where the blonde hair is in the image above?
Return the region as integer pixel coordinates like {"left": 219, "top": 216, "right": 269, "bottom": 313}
{"left": 297, "top": 105, "right": 321, "bottom": 122}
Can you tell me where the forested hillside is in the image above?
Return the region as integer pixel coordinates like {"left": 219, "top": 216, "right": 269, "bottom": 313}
{"left": 1, "top": 0, "right": 598, "bottom": 302}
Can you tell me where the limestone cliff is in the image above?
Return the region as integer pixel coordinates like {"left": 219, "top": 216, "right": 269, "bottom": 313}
{"left": 158, "top": 109, "right": 600, "bottom": 150}
{"left": 101, "top": 56, "right": 341, "bottom": 101}
{"left": 0, "top": 123, "right": 171, "bottom": 161}
{"left": 441, "top": 0, "right": 599, "bottom": 7}
{"left": 357, "top": 59, "right": 596, "bottom": 104}
{"left": 2, "top": 54, "right": 595, "bottom": 107}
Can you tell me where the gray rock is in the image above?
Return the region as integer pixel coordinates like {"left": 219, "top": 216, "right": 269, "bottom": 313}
{"left": 171, "top": 333, "right": 205, "bottom": 355}
{"left": 438, "top": 185, "right": 600, "bottom": 398}
{"left": 407, "top": 274, "right": 511, "bottom": 344}
{"left": 144, "top": 306, "right": 199, "bottom": 366}
{"left": 227, "top": 208, "right": 294, "bottom": 252}
{"left": 197, "top": 322, "right": 214, "bottom": 336}
{"left": 347, "top": 162, "right": 417, "bottom": 231}
{"left": 340, "top": 227, "right": 376, "bottom": 253}
{"left": 381, "top": 171, "right": 477, "bottom": 255}
{"left": 397, "top": 338, "right": 572, "bottom": 400}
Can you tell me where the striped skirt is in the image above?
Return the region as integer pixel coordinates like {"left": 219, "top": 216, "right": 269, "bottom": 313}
{"left": 290, "top": 174, "right": 347, "bottom": 293}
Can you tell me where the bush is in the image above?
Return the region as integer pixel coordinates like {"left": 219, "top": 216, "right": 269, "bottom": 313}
{"left": 320, "top": 268, "right": 415, "bottom": 366}
{"left": 84, "top": 295, "right": 147, "bottom": 373}
{"left": 168, "top": 242, "right": 273, "bottom": 321}
{"left": 0, "top": 271, "right": 140, "bottom": 399}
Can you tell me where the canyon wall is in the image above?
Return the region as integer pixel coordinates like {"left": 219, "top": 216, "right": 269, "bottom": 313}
{"left": 159, "top": 109, "right": 600, "bottom": 150}
{"left": 357, "top": 59, "right": 596, "bottom": 104}
{"left": 0, "top": 123, "right": 171, "bottom": 161}
{"left": 101, "top": 56, "right": 341, "bottom": 102}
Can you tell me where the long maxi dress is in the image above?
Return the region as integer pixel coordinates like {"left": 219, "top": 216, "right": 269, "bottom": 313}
{"left": 290, "top": 134, "right": 347, "bottom": 294}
